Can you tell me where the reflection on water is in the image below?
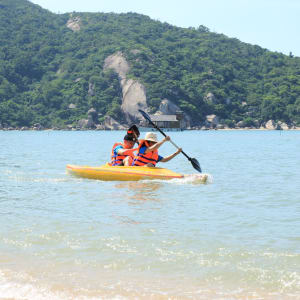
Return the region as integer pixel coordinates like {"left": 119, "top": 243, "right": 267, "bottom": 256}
{"left": 115, "top": 181, "right": 162, "bottom": 202}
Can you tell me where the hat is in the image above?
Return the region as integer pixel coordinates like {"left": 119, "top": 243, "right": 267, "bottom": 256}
{"left": 124, "top": 134, "right": 135, "bottom": 141}
{"left": 144, "top": 132, "right": 158, "bottom": 143}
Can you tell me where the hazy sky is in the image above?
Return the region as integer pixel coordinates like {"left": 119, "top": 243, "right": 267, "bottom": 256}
{"left": 30, "top": 0, "right": 300, "bottom": 57}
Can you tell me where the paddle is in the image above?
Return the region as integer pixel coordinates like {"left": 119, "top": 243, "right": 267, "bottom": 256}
{"left": 138, "top": 109, "right": 202, "bottom": 173}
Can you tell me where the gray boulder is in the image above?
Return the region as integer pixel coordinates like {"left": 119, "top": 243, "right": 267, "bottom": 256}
{"left": 277, "top": 121, "right": 289, "bottom": 130}
{"left": 88, "top": 108, "right": 98, "bottom": 123}
{"left": 66, "top": 16, "right": 81, "bottom": 32}
{"left": 154, "top": 99, "right": 191, "bottom": 128}
{"left": 103, "top": 51, "right": 130, "bottom": 80}
{"left": 216, "top": 124, "right": 225, "bottom": 129}
{"left": 203, "top": 92, "right": 218, "bottom": 104}
{"left": 102, "top": 116, "right": 126, "bottom": 130}
{"left": 32, "top": 123, "right": 43, "bottom": 130}
{"left": 265, "top": 120, "right": 276, "bottom": 130}
{"left": 205, "top": 114, "right": 219, "bottom": 128}
{"left": 77, "top": 118, "right": 94, "bottom": 129}
{"left": 236, "top": 120, "right": 245, "bottom": 128}
{"left": 155, "top": 99, "right": 180, "bottom": 115}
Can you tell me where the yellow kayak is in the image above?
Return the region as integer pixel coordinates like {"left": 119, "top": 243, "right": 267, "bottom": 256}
{"left": 67, "top": 163, "right": 187, "bottom": 181}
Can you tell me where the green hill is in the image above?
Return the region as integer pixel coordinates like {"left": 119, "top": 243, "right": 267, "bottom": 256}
{"left": 0, "top": 0, "right": 300, "bottom": 128}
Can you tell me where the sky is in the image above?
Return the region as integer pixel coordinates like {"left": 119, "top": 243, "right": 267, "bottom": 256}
{"left": 30, "top": 0, "right": 300, "bottom": 57}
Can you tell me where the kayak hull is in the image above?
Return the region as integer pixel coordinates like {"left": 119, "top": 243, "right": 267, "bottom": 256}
{"left": 66, "top": 163, "right": 185, "bottom": 181}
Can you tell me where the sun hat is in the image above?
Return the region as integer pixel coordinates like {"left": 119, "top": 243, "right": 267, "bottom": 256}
{"left": 144, "top": 132, "right": 158, "bottom": 143}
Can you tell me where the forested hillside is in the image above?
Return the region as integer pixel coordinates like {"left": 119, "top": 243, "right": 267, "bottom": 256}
{"left": 0, "top": 0, "right": 300, "bottom": 128}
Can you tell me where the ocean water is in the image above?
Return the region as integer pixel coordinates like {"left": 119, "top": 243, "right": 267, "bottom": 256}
{"left": 0, "top": 130, "right": 299, "bottom": 299}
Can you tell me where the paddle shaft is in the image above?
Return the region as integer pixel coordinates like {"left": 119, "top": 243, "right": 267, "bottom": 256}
{"left": 139, "top": 109, "right": 201, "bottom": 172}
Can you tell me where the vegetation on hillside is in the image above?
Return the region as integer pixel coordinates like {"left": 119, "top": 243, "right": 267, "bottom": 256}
{"left": 0, "top": 0, "right": 300, "bottom": 128}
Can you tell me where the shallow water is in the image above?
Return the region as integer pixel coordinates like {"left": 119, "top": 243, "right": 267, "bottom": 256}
{"left": 0, "top": 130, "right": 299, "bottom": 299}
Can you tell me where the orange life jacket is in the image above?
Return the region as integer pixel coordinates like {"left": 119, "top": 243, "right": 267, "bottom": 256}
{"left": 111, "top": 142, "right": 127, "bottom": 166}
{"left": 132, "top": 140, "right": 159, "bottom": 166}
{"left": 111, "top": 142, "right": 137, "bottom": 166}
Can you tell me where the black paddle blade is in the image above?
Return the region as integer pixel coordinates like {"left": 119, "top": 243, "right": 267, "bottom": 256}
{"left": 190, "top": 158, "right": 202, "bottom": 173}
{"left": 138, "top": 109, "right": 151, "bottom": 123}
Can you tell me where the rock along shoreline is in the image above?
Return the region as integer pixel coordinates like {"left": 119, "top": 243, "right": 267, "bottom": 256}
{"left": 1, "top": 126, "right": 300, "bottom": 131}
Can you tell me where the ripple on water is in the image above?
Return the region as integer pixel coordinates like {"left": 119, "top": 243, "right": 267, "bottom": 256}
{"left": 0, "top": 130, "right": 299, "bottom": 299}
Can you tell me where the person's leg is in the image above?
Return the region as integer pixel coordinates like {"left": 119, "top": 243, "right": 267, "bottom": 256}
{"left": 144, "top": 163, "right": 155, "bottom": 167}
{"left": 123, "top": 156, "right": 133, "bottom": 166}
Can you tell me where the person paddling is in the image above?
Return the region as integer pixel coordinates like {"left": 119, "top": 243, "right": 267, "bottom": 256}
{"left": 132, "top": 132, "right": 182, "bottom": 167}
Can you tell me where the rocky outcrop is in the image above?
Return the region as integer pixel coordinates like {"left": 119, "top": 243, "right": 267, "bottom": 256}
{"left": 153, "top": 99, "right": 191, "bottom": 128}
{"left": 77, "top": 118, "right": 94, "bottom": 129}
{"left": 155, "top": 99, "right": 180, "bottom": 115}
{"left": 103, "top": 51, "right": 147, "bottom": 122}
{"left": 121, "top": 79, "right": 147, "bottom": 122}
{"left": 66, "top": 16, "right": 81, "bottom": 32}
{"left": 32, "top": 123, "right": 43, "bottom": 130}
{"left": 77, "top": 108, "right": 98, "bottom": 129}
{"left": 253, "top": 119, "right": 261, "bottom": 128}
{"left": 277, "top": 121, "right": 289, "bottom": 130}
{"left": 262, "top": 120, "right": 292, "bottom": 130}
{"left": 203, "top": 92, "right": 218, "bottom": 105}
{"left": 101, "top": 116, "right": 126, "bottom": 130}
{"left": 236, "top": 120, "right": 246, "bottom": 128}
{"left": 265, "top": 120, "right": 277, "bottom": 130}
{"left": 87, "top": 108, "right": 98, "bottom": 124}
{"left": 205, "top": 114, "right": 219, "bottom": 128}
{"left": 216, "top": 124, "right": 226, "bottom": 129}
{"left": 103, "top": 51, "right": 130, "bottom": 80}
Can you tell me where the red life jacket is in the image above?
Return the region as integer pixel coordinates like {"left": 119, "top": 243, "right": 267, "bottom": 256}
{"left": 132, "top": 140, "right": 159, "bottom": 166}
{"left": 111, "top": 142, "right": 127, "bottom": 166}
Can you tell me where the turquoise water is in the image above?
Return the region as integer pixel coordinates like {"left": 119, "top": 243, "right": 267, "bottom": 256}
{"left": 0, "top": 130, "right": 299, "bottom": 299}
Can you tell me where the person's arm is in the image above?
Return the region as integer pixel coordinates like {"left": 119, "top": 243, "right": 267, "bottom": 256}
{"left": 117, "top": 147, "right": 137, "bottom": 156}
{"left": 145, "top": 136, "right": 170, "bottom": 154}
{"left": 160, "top": 148, "right": 182, "bottom": 162}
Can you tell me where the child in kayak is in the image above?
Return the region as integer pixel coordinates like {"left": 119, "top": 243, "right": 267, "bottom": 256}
{"left": 110, "top": 125, "right": 141, "bottom": 166}
{"left": 127, "top": 124, "right": 140, "bottom": 144}
{"left": 132, "top": 132, "right": 182, "bottom": 167}
{"left": 110, "top": 134, "right": 137, "bottom": 166}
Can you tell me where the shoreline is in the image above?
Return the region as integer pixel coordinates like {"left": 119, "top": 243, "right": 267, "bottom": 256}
{"left": 1, "top": 127, "right": 300, "bottom": 131}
